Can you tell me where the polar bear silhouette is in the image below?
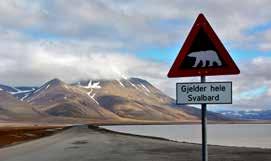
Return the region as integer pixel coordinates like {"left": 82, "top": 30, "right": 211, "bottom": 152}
{"left": 187, "top": 50, "right": 222, "bottom": 67}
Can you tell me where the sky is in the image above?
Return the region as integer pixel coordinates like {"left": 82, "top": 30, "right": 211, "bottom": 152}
{"left": 0, "top": 0, "right": 271, "bottom": 111}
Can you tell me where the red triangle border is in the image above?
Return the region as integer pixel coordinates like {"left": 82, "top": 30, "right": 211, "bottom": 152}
{"left": 168, "top": 13, "right": 240, "bottom": 77}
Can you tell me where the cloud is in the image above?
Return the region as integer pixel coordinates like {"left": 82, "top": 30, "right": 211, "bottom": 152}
{"left": 257, "top": 29, "right": 271, "bottom": 51}
{"left": 157, "top": 56, "right": 271, "bottom": 110}
{"left": 0, "top": 28, "right": 271, "bottom": 110}
{"left": 0, "top": 30, "right": 167, "bottom": 86}
{"left": 212, "top": 57, "right": 271, "bottom": 109}
{"left": 0, "top": 1, "right": 271, "bottom": 110}
{"left": 1, "top": 0, "right": 271, "bottom": 51}
{"left": 0, "top": 0, "right": 45, "bottom": 29}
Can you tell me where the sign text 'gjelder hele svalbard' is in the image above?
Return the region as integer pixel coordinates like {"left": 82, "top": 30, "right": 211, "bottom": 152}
{"left": 176, "top": 82, "right": 232, "bottom": 104}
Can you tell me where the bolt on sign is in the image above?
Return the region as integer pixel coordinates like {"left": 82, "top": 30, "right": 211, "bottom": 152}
{"left": 167, "top": 13, "right": 240, "bottom": 161}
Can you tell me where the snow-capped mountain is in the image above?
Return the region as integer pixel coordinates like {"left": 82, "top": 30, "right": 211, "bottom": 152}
{"left": 218, "top": 109, "right": 271, "bottom": 120}
{"left": 0, "top": 84, "right": 38, "bottom": 101}
{"left": 23, "top": 78, "right": 198, "bottom": 121}
{"left": 25, "top": 78, "right": 120, "bottom": 120}
{"left": 0, "top": 77, "right": 229, "bottom": 123}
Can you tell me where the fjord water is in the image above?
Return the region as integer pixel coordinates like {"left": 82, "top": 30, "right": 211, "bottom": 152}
{"left": 103, "top": 124, "right": 271, "bottom": 148}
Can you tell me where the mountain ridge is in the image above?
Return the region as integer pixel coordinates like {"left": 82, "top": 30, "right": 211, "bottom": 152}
{"left": 218, "top": 109, "right": 271, "bottom": 120}
{"left": 0, "top": 77, "right": 229, "bottom": 123}
{"left": 0, "top": 91, "right": 44, "bottom": 121}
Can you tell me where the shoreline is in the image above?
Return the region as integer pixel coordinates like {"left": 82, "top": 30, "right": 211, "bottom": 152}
{"left": 0, "top": 125, "right": 270, "bottom": 161}
{"left": 1, "top": 120, "right": 270, "bottom": 149}
{"left": 94, "top": 120, "right": 271, "bottom": 126}
{"left": 95, "top": 125, "right": 271, "bottom": 150}
{"left": 1, "top": 120, "right": 271, "bottom": 129}
{"left": 1, "top": 124, "right": 270, "bottom": 149}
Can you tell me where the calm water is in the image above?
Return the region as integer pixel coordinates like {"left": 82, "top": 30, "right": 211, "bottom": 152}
{"left": 102, "top": 124, "right": 271, "bottom": 148}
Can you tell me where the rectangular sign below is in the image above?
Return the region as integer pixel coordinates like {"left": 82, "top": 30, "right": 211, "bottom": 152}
{"left": 176, "top": 82, "right": 232, "bottom": 104}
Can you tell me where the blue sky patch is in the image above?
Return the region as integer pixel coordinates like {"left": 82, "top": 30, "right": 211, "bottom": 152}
{"left": 239, "top": 86, "right": 268, "bottom": 100}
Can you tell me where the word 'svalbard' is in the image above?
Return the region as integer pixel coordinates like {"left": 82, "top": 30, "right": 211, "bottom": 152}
{"left": 176, "top": 82, "right": 232, "bottom": 104}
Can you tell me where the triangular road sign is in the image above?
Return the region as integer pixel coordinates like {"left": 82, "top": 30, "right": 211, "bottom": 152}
{"left": 168, "top": 13, "right": 240, "bottom": 77}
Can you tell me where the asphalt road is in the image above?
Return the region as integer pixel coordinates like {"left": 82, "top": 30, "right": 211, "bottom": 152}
{"left": 0, "top": 125, "right": 270, "bottom": 161}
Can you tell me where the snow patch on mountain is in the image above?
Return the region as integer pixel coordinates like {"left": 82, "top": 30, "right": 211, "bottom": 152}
{"left": 121, "top": 76, "right": 138, "bottom": 89}
{"left": 0, "top": 85, "right": 37, "bottom": 101}
{"left": 79, "top": 80, "right": 100, "bottom": 105}
{"left": 64, "top": 85, "right": 69, "bottom": 89}
{"left": 9, "top": 87, "right": 21, "bottom": 94}
{"left": 80, "top": 80, "right": 101, "bottom": 89}
{"left": 45, "top": 84, "right": 50, "bottom": 90}
{"left": 77, "top": 80, "right": 102, "bottom": 105}
{"left": 129, "top": 81, "right": 138, "bottom": 89}
{"left": 33, "top": 86, "right": 44, "bottom": 94}
{"left": 221, "top": 111, "right": 242, "bottom": 116}
{"left": 28, "top": 84, "right": 50, "bottom": 102}
{"left": 111, "top": 66, "right": 138, "bottom": 89}
{"left": 20, "top": 93, "right": 30, "bottom": 101}
{"left": 117, "top": 79, "right": 125, "bottom": 87}
{"left": 218, "top": 109, "right": 271, "bottom": 120}
{"left": 140, "top": 83, "right": 150, "bottom": 93}
{"left": 33, "top": 81, "right": 53, "bottom": 95}
{"left": 9, "top": 88, "right": 22, "bottom": 94}
{"left": 87, "top": 89, "right": 99, "bottom": 105}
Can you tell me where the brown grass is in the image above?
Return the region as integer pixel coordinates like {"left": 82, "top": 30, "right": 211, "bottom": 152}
{"left": 0, "top": 126, "right": 64, "bottom": 148}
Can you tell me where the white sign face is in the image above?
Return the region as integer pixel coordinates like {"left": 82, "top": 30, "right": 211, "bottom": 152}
{"left": 176, "top": 82, "right": 232, "bottom": 104}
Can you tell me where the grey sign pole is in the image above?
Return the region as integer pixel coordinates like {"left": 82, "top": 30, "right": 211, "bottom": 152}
{"left": 201, "top": 76, "right": 208, "bottom": 161}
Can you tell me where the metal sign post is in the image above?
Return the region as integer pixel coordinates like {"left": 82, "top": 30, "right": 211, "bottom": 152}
{"left": 167, "top": 13, "right": 240, "bottom": 161}
{"left": 201, "top": 76, "right": 207, "bottom": 161}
